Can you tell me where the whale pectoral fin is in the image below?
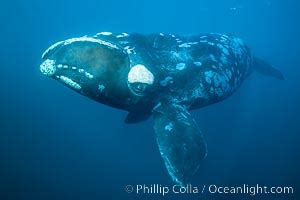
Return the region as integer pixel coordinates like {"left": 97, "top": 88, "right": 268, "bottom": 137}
{"left": 253, "top": 56, "right": 284, "bottom": 80}
{"left": 124, "top": 112, "right": 151, "bottom": 124}
{"left": 153, "top": 103, "right": 207, "bottom": 185}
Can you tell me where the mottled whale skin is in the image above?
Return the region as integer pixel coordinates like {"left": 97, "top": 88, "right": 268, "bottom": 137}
{"left": 40, "top": 32, "right": 283, "bottom": 185}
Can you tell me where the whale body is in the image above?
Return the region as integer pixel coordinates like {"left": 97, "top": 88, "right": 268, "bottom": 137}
{"left": 40, "top": 32, "right": 283, "bottom": 185}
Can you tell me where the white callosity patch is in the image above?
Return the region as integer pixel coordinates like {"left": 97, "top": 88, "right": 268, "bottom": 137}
{"left": 124, "top": 46, "right": 135, "bottom": 54}
{"left": 96, "top": 32, "right": 112, "bottom": 36}
{"left": 165, "top": 122, "right": 174, "bottom": 131}
{"left": 40, "top": 58, "right": 94, "bottom": 89}
{"left": 128, "top": 64, "right": 154, "bottom": 85}
{"left": 204, "top": 70, "right": 232, "bottom": 97}
{"left": 40, "top": 59, "right": 56, "bottom": 76}
{"left": 208, "top": 42, "right": 215, "bottom": 46}
{"left": 193, "top": 61, "right": 202, "bottom": 67}
{"left": 85, "top": 72, "right": 94, "bottom": 79}
{"left": 175, "top": 38, "right": 182, "bottom": 43}
{"left": 179, "top": 43, "right": 191, "bottom": 48}
{"left": 43, "top": 60, "right": 94, "bottom": 80}
{"left": 98, "top": 84, "right": 105, "bottom": 92}
{"left": 119, "top": 41, "right": 129, "bottom": 45}
{"left": 179, "top": 42, "right": 198, "bottom": 48}
{"left": 41, "top": 37, "right": 118, "bottom": 60}
{"left": 192, "top": 84, "right": 206, "bottom": 98}
{"left": 59, "top": 76, "right": 81, "bottom": 90}
{"left": 64, "top": 37, "right": 118, "bottom": 49}
{"left": 74, "top": 68, "right": 94, "bottom": 79}
{"left": 116, "top": 33, "right": 129, "bottom": 38}
{"left": 176, "top": 63, "right": 186, "bottom": 70}
{"left": 41, "top": 41, "right": 64, "bottom": 59}
{"left": 160, "top": 76, "right": 173, "bottom": 87}
{"left": 170, "top": 51, "right": 190, "bottom": 62}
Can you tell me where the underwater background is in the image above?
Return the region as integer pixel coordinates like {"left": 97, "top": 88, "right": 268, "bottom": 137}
{"left": 0, "top": 0, "right": 299, "bottom": 199}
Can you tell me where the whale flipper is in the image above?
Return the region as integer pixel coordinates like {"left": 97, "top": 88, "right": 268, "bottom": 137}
{"left": 253, "top": 57, "right": 284, "bottom": 80}
{"left": 153, "top": 103, "right": 207, "bottom": 185}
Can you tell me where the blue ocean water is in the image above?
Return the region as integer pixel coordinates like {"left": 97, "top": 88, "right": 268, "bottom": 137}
{"left": 0, "top": 0, "right": 299, "bottom": 199}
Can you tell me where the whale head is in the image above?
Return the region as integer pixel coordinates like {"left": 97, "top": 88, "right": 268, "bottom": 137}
{"left": 40, "top": 37, "right": 135, "bottom": 109}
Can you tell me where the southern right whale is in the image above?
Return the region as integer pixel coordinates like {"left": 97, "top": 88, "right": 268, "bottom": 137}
{"left": 40, "top": 32, "right": 284, "bottom": 185}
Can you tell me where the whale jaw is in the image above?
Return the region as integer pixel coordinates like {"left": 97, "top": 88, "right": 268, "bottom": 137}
{"left": 40, "top": 36, "right": 133, "bottom": 109}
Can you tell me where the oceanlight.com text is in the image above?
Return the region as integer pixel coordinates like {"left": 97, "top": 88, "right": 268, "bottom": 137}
{"left": 124, "top": 184, "right": 294, "bottom": 197}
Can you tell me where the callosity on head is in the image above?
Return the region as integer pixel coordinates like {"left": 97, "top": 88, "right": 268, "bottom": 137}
{"left": 40, "top": 36, "right": 137, "bottom": 110}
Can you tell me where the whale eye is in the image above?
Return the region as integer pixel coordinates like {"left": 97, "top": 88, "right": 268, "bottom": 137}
{"left": 127, "top": 64, "right": 154, "bottom": 96}
{"left": 128, "top": 83, "right": 148, "bottom": 96}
